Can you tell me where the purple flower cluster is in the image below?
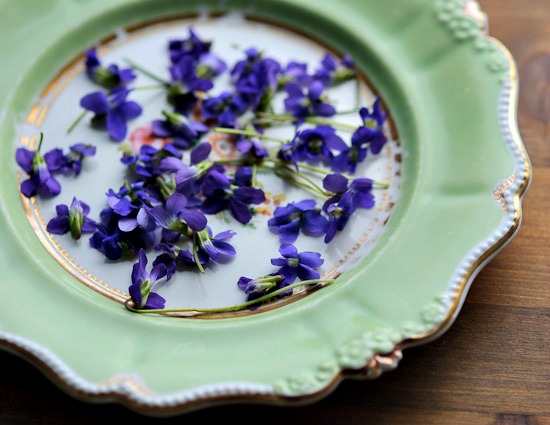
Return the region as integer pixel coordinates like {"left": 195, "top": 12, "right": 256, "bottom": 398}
{"left": 16, "top": 134, "right": 95, "bottom": 198}
{"left": 16, "top": 28, "right": 391, "bottom": 313}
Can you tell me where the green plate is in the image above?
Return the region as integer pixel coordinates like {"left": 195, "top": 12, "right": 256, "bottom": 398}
{"left": 0, "top": 0, "right": 531, "bottom": 416}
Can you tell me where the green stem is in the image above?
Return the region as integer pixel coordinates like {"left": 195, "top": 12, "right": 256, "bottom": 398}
{"left": 275, "top": 167, "right": 327, "bottom": 198}
{"left": 67, "top": 110, "right": 88, "bottom": 134}
{"left": 252, "top": 164, "right": 258, "bottom": 187}
{"left": 123, "top": 58, "right": 170, "bottom": 86}
{"left": 255, "top": 112, "right": 358, "bottom": 131}
{"left": 193, "top": 232, "right": 205, "bottom": 274}
{"left": 37, "top": 132, "right": 44, "bottom": 151}
{"left": 212, "top": 127, "right": 285, "bottom": 143}
{"left": 133, "top": 83, "right": 167, "bottom": 91}
{"left": 125, "top": 278, "right": 334, "bottom": 315}
{"left": 303, "top": 117, "right": 357, "bottom": 131}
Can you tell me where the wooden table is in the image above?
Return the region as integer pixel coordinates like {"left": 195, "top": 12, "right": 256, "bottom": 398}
{"left": 1, "top": 1, "right": 548, "bottom": 423}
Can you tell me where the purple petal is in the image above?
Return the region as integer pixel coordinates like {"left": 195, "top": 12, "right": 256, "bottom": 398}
{"left": 301, "top": 211, "right": 329, "bottom": 236}
{"left": 323, "top": 173, "right": 349, "bottom": 193}
{"left": 214, "top": 229, "right": 236, "bottom": 240}
{"left": 152, "top": 120, "right": 172, "bottom": 138}
{"left": 308, "top": 81, "right": 325, "bottom": 99}
{"left": 298, "top": 251, "right": 324, "bottom": 268}
{"left": 279, "top": 243, "right": 298, "bottom": 259}
{"left": 190, "top": 142, "right": 211, "bottom": 165}
{"left": 312, "top": 102, "right": 336, "bottom": 117}
{"left": 131, "top": 249, "right": 148, "bottom": 285}
{"left": 118, "top": 217, "right": 138, "bottom": 232}
{"left": 297, "top": 264, "right": 321, "bottom": 281}
{"left": 212, "top": 240, "right": 236, "bottom": 257}
{"left": 137, "top": 207, "right": 156, "bottom": 232}
{"left": 81, "top": 218, "right": 97, "bottom": 233}
{"left": 232, "top": 187, "right": 265, "bottom": 205}
{"left": 56, "top": 204, "right": 69, "bottom": 217}
{"left": 107, "top": 110, "right": 127, "bottom": 141}
{"left": 20, "top": 177, "right": 38, "bottom": 197}
{"left": 228, "top": 198, "right": 252, "bottom": 224}
{"left": 80, "top": 91, "right": 109, "bottom": 114}
{"left": 166, "top": 193, "right": 188, "bottom": 215}
{"left": 46, "top": 216, "right": 70, "bottom": 234}
{"left": 15, "top": 148, "right": 35, "bottom": 173}
{"left": 42, "top": 176, "right": 61, "bottom": 197}
{"left": 180, "top": 209, "right": 207, "bottom": 231}
{"left": 143, "top": 292, "right": 166, "bottom": 309}
{"left": 160, "top": 157, "right": 184, "bottom": 173}
{"left": 149, "top": 263, "right": 167, "bottom": 283}
{"left": 277, "top": 221, "right": 301, "bottom": 244}
{"left": 119, "top": 101, "right": 142, "bottom": 120}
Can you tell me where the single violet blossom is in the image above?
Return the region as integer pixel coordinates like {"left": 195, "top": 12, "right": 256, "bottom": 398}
{"left": 200, "top": 168, "right": 266, "bottom": 224}
{"left": 44, "top": 143, "right": 96, "bottom": 177}
{"left": 149, "top": 193, "right": 208, "bottom": 243}
{"left": 195, "top": 227, "right": 237, "bottom": 265}
{"left": 237, "top": 273, "right": 283, "bottom": 309}
{"left": 284, "top": 81, "right": 336, "bottom": 119}
{"left": 84, "top": 48, "right": 136, "bottom": 89}
{"left": 293, "top": 125, "right": 347, "bottom": 165}
{"left": 271, "top": 244, "right": 324, "bottom": 285}
{"left": 46, "top": 197, "right": 97, "bottom": 240}
{"left": 200, "top": 92, "right": 248, "bottom": 128}
{"left": 313, "top": 53, "right": 355, "bottom": 86}
{"left": 168, "top": 29, "right": 212, "bottom": 64}
{"left": 80, "top": 86, "right": 142, "bottom": 141}
{"left": 323, "top": 194, "right": 355, "bottom": 244}
{"left": 267, "top": 199, "right": 328, "bottom": 244}
{"left": 352, "top": 99, "right": 388, "bottom": 155}
{"left": 322, "top": 173, "right": 375, "bottom": 213}
{"left": 16, "top": 134, "right": 61, "bottom": 198}
{"left": 129, "top": 249, "right": 167, "bottom": 309}
{"left": 167, "top": 55, "right": 214, "bottom": 115}
{"left": 151, "top": 110, "right": 209, "bottom": 150}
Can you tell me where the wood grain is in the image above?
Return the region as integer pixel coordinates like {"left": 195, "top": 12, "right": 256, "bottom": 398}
{"left": 1, "top": 1, "right": 548, "bottom": 424}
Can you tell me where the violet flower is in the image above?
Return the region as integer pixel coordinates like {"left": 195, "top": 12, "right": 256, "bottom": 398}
{"left": 129, "top": 249, "right": 167, "bottom": 309}
{"left": 323, "top": 194, "right": 355, "bottom": 244}
{"left": 168, "top": 55, "right": 214, "bottom": 115}
{"left": 352, "top": 99, "right": 388, "bottom": 155}
{"left": 84, "top": 48, "right": 136, "bottom": 89}
{"left": 46, "top": 197, "right": 97, "bottom": 240}
{"left": 200, "top": 169, "right": 266, "bottom": 224}
{"left": 168, "top": 29, "right": 212, "bottom": 64}
{"left": 271, "top": 244, "right": 324, "bottom": 285}
{"left": 151, "top": 110, "right": 209, "bottom": 150}
{"left": 154, "top": 242, "right": 209, "bottom": 276}
{"left": 313, "top": 53, "right": 355, "bottom": 86}
{"left": 237, "top": 273, "right": 283, "bottom": 308}
{"left": 16, "top": 135, "right": 61, "bottom": 198}
{"left": 44, "top": 143, "right": 96, "bottom": 177}
{"left": 80, "top": 86, "right": 142, "bottom": 141}
{"left": 90, "top": 207, "right": 156, "bottom": 260}
{"left": 200, "top": 92, "right": 248, "bottom": 128}
{"left": 232, "top": 49, "right": 281, "bottom": 112}
{"left": 195, "top": 227, "right": 237, "bottom": 264}
{"left": 267, "top": 199, "right": 328, "bottom": 244}
{"left": 294, "top": 125, "right": 347, "bottom": 165}
{"left": 149, "top": 193, "right": 207, "bottom": 243}
{"left": 322, "top": 173, "right": 375, "bottom": 213}
{"left": 283, "top": 81, "right": 336, "bottom": 119}
{"left": 235, "top": 127, "right": 269, "bottom": 159}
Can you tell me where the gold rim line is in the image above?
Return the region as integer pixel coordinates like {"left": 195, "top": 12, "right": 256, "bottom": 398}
{"left": 19, "top": 14, "right": 400, "bottom": 318}
{"left": 399, "top": 36, "right": 532, "bottom": 347}
{"left": 18, "top": 181, "right": 129, "bottom": 303}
